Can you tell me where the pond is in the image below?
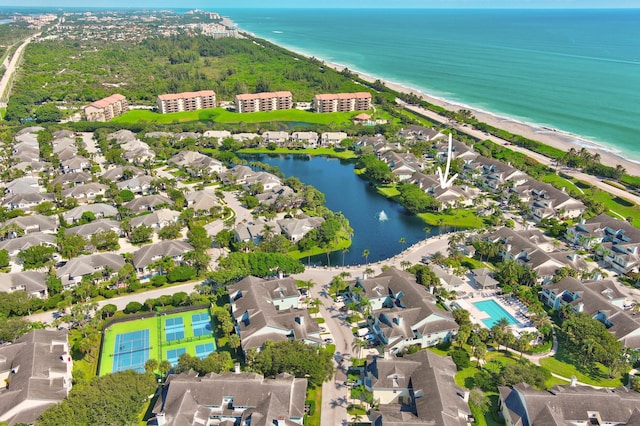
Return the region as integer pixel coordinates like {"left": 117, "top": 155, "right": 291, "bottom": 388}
{"left": 241, "top": 154, "right": 443, "bottom": 265}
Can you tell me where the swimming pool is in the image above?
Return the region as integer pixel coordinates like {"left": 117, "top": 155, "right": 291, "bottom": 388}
{"left": 472, "top": 299, "right": 519, "bottom": 328}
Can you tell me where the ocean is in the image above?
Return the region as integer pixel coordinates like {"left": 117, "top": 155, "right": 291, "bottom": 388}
{"left": 218, "top": 8, "right": 640, "bottom": 162}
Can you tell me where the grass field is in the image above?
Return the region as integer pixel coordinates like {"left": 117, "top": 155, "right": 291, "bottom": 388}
{"left": 112, "top": 107, "right": 357, "bottom": 126}
{"left": 99, "top": 307, "right": 215, "bottom": 376}
{"left": 418, "top": 210, "right": 486, "bottom": 229}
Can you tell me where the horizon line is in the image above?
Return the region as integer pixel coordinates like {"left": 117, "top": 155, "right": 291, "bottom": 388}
{"left": 2, "top": 5, "right": 640, "bottom": 10}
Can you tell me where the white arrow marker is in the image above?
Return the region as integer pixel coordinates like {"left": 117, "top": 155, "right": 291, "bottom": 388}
{"left": 437, "top": 133, "right": 459, "bottom": 189}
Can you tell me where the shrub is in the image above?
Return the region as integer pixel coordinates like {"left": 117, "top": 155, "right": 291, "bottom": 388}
{"left": 167, "top": 265, "right": 196, "bottom": 283}
{"left": 151, "top": 275, "right": 167, "bottom": 287}
{"left": 124, "top": 301, "right": 143, "bottom": 314}
{"left": 451, "top": 349, "right": 471, "bottom": 369}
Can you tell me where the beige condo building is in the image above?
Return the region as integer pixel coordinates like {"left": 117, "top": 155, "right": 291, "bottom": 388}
{"left": 314, "top": 92, "right": 372, "bottom": 113}
{"left": 235, "top": 91, "right": 293, "bottom": 113}
{"left": 156, "top": 90, "right": 216, "bottom": 114}
{"left": 83, "top": 94, "right": 128, "bottom": 122}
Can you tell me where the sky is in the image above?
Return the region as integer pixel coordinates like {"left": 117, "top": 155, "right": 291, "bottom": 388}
{"left": 2, "top": 0, "right": 640, "bottom": 8}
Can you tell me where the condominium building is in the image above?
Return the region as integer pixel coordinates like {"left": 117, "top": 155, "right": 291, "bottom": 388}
{"left": 313, "top": 92, "right": 372, "bottom": 113}
{"left": 156, "top": 90, "right": 216, "bottom": 114}
{"left": 83, "top": 94, "right": 128, "bottom": 122}
{"left": 234, "top": 91, "right": 293, "bottom": 113}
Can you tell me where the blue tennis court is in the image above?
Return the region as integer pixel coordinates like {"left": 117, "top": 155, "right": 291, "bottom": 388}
{"left": 166, "top": 347, "right": 186, "bottom": 365}
{"left": 195, "top": 342, "right": 215, "bottom": 359}
{"left": 192, "top": 313, "right": 212, "bottom": 337}
{"left": 112, "top": 329, "right": 150, "bottom": 373}
{"left": 165, "top": 317, "right": 185, "bottom": 342}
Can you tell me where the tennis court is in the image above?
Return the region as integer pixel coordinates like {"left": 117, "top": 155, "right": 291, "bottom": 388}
{"left": 99, "top": 307, "right": 217, "bottom": 376}
{"left": 195, "top": 342, "right": 215, "bottom": 359}
{"left": 112, "top": 329, "right": 150, "bottom": 373}
{"left": 192, "top": 312, "right": 212, "bottom": 337}
{"left": 165, "top": 317, "right": 185, "bottom": 342}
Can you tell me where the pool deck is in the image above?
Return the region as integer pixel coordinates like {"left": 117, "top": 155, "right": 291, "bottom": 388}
{"left": 455, "top": 293, "right": 533, "bottom": 330}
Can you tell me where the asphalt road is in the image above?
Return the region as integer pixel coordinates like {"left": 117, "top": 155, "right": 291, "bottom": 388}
{"left": 0, "top": 33, "right": 40, "bottom": 104}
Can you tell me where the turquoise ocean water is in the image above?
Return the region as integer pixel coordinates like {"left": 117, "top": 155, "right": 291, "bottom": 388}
{"left": 219, "top": 8, "right": 640, "bottom": 162}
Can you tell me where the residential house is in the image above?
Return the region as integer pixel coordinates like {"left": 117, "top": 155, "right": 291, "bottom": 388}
{"left": 116, "top": 175, "right": 153, "bottom": 194}
{"left": 0, "top": 232, "right": 56, "bottom": 258}
{"left": 256, "top": 185, "right": 299, "bottom": 210}
{"left": 228, "top": 275, "right": 322, "bottom": 353}
{"left": 185, "top": 190, "right": 219, "bottom": 214}
{"left": 202, "top": 130, "right": 231, "bottom": 142}
{"left": 106, "top": 129, "right": 137, "bottom": 144}
{"left": 120, "top": 139, "right": 155, "bottom": 164}
{"left": 204, "top": 220, "right": 224, "bottom": 239}
{"left": 64, "top": 219, "right": 122, "bottom": 239}
{"left": 511, "top": 180, "right": 585, "bottom": 222}
{"left": 129, "top": 209, "right": 180, "bottom": 230}
{"left": 4, "top": 177, "right": 41, "bottom": 195}
{"left": 61, "top": 182, "right": 108, "bottom": 203}
{"left": 150, "top": 370, "right": 307, "bottom": 426}
{"left": 277, "top": 216, "right": 324, "bottom": 242}
{"left": 465, "top": 156, "right": 528, "bottom": 192}
{"left": 380, "top": 151, "right": 422, "bottom": 181}
{"left": 429, "top": 263, "right": 465, "bottom": 290}
{"left": 231, "top": 132, "right": 261, "bottom": 143}
{"left": 320, "top": 131, "right": 348, "bottom": 147}
{"left": 156, "top": 90, "right": 216, "bottom": 113}
{"left": 2, "top": 193, "right": 54, "bottom": 212}
{"left": 222, "top": 165, "right": 255, "bottom": 186}
{"left": 60, "top": 156, "right": 90, "bottom": 174}
{"left": 313, "top": 92, "right": 372, "bottom": 112}
{"left": 234, "top": 220, "right": 281, "bottom": 245}
{"left": 56, "top": 253, "right": 125, "bottom": 289}
{"left": 51, "top": 171, "right": 92, "bottom": 188}
{"left": 290, "top": 131, "right": 319, "bottom": 148}
{"left": 83, "top": 93, "right": 128, "bottom": 122}
{"left": 244, "top": 171, "right": 282, "bottom": 192}
{"left": 0, "top": 330, "right": 72, "bottom": 426}
{"left": 411, "top": 172, "right": 477, "bottom": 209}
{"left": 399, "top": 125, "right": 445, "bottom": 142}
{"left": 0, "top": 271, "right": 48, "bottom": 298}
{"left": 540, "top": 276, "right": 640, "bottom": 349}
{"left": 499, "top": 383, "right": 640, "bottom": 426}
{"left": 485, "top": 227, "right": 571, "bottom": 283}
{"left": 124, "top": 195, "right": 172, "bottom": 214}
{"left": 262, "top": 131, "right": 289, "bottom": 146}
{"left": 366, "top": 351, "right": 472, "bottom": 426}
{"left": 132, "top": 240, "right": 194, "bottom": 275}
{"left": 169, "top": 150, "right": 225, "bottom": 176}
{"left": 566, "top": 214, "right": 640, "bottom": 274}
{"left": 348, "top": 268, "right": 459, "bottom": 353}
{"left": 63, "top": 203, "right": 118, "bottom": 224}
{"left": 235, "top": 91, "right": 292, "bottom": 113}
{"left": 1, "top": 214, "right": 58, "bottom": 235}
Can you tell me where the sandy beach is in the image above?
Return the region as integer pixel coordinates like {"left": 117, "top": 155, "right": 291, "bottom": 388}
{"left": 331, "top": 63, "right": 640, "bottom": 178}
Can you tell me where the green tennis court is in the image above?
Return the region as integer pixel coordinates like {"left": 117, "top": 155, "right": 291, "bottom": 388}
{"left": 99, "top": 307, "right": 216, "bottom": 376}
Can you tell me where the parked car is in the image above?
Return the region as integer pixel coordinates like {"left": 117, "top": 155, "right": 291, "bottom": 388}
{"left": 324, "top": 338, "right": 334, "bottom": 344}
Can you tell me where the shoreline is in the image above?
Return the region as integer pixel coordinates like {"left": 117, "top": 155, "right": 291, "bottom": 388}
{"left": 234, "top": 27, "right": 640, "bottom": 177}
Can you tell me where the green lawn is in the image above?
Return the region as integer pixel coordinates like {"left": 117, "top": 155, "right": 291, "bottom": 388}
{"left": 375, "top": 183, "right": 401, "bottom": 198}
{"left": 99, "top": 308, "right": 215, "bottom": 376}
{"left": 538, "top": 345, "right": 625, "bottom": 387}
{"left": 541, "top": 173, "right": 584, "bottom": 194}
{"left": 418, "top": 210, "right": 485, "bottom": 229}
{"left": 288, "top": 230, "right": 352, "bottom": 261}
{"left": 305, "top": 386, "right": 322, "bottom": 426}
{"left": 238, "top": 147, "right": 357, "bottom": 160}
{"left": 112, "top": 107, "right": 356, "bottom": 126}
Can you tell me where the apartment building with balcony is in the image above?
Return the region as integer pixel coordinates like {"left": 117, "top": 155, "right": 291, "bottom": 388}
{"left": 313, "top": 92, "right": 372, "bottom": 113}
{"left": 234, "top": 91, "right": 292, "bottom": 113}
{"left": 83, "top": 94, "right": 128, "bottom": 122}
{"left": 156, "top": 90, "right": 216, "bottom": 113}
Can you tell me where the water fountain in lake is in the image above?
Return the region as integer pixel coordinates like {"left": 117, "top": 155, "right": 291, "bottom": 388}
{"left": 378, "top": 210, "right": 389, "bottom": 221}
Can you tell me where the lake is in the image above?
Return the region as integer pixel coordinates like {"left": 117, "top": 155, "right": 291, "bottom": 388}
{"left": 242, "top": 154, "right": 441, "bottom": 266}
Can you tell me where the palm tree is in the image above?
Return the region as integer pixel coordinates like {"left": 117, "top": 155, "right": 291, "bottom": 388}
{"left": 351, "top": 338, "right": 367, "bottom": 360}
{"left": 362, "top": 249, "right": 370, "bottom": 265}
{"left": 399, "top": 237, "right": 407, "bottom": 252}
{"left": 400, "top": 260, "right": 411, "bottom": 271}
{"left": 341, "top": 247, "right": 349, "bottom": 267}
{"left": 424, "top": 226, "right": 431, "bottom": 239}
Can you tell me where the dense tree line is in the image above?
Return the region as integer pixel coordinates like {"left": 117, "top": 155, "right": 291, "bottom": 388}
{"left": 249, "top": 340, "right": 334, "bottom": 388}
{"left": 37, "top": 370, "right": 157, "bottom": 426}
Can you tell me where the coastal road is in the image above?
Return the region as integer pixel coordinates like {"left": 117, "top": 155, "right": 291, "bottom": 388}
{"left": 0, "top": 33, "right": 40, "bottom": 105}
{"left": 397, "top": 100, "right": 640, "bottom": 208}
